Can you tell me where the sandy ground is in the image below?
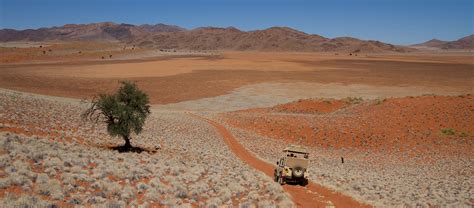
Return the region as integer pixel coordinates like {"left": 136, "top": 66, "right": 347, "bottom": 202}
{"left": 0, "top": 51, "right": 472, "bottom": 104}
{"left": 216, "top": 95, "right": 473, "bottom": 207}
{"left": 0, "top": 90, "right": 295, "bottom": 207}
{"left": 0, "top": 41, "right": 216, "bottom": 64}
{"left": 154, "top": 82, "right": 467, "bottom": 112}
{"left": 189, "top": 113, "right": 370, "bottom": 208}
{"left": 1, "top": 49, "right": 473, "bottom": 207}
{"left": 219, "top": 123, "right": 473, "bottom": 207}
{"left": 221, "top": 95, "right": 473, "bottom": 152}
{"left": 0, "top": 42, "right": 54, "bottom": 48}
{"left": 2, "top": 88, "right": 473, "bottom": 207}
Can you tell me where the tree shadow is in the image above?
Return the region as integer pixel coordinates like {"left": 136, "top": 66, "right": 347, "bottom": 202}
{"left": 108, "top": 145, "right": 159, "bottom": 154}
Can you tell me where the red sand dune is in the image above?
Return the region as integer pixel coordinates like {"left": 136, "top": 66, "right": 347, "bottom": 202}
{"left": 270, "top": 99, "right": 348, "bottom": 114}
{"left": 222, "top": 95, "right": 474, "bottom": 157}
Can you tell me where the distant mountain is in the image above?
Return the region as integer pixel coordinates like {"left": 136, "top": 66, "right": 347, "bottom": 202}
{"left": 136, "top": 23, "right": 185, "bottom": 33}
{"left": 133, "top": 26, "right": 329, "bottom": 51}
{"left": 0, "top": 22, "right": 413, "bottom": 53}
{"left": 412, "top": 35, "right": 474, "bottom": 49}
{"left": 442, "top": 35, "right": 474, "bottom": 49}
{"left": 0, "top": 22, "right": 185, "bottom": 42}
{"left": 132, "top": 26, "right": 413, "bottom": 53}
{"left": 412, "top": 39, "right": 448, "bottom": 48}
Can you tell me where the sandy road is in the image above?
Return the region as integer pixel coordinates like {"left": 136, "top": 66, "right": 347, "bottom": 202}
{"left": 188, "top": 113, "right": 371, "bottom": 208}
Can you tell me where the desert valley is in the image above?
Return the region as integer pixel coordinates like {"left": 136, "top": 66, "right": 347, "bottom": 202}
{"left": 0, "top": 20, "right": 473, "bottom": 208}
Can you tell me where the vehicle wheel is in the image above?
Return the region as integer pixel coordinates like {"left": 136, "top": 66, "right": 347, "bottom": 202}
{"left": 273, "top": 170, "right": 278, "bottom": 182}
{"left": 292, "top": 166, "right": 304, "bottom": 178}
{"left": 300, "top": 179, "right": 309, "bottom": 186}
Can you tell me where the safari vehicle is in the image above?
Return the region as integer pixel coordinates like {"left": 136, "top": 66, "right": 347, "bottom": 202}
{"left": 274, "top": 144, "right": 309, "bottom": 186}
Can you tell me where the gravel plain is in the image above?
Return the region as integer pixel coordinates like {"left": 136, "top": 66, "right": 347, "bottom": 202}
{"left": 0, "top": 90, "right": 294, "bottom": 207}
{"left": 2, "top": 87, "right": 473, "bottom": 207}
{"left": 155, "top": 82, "right": 462, "bottom": 112}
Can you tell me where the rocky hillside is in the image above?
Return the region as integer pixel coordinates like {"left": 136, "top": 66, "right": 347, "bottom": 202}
{"left": 0, "top": 22, "right": 184, "bottom": 42}
{"left": 442, "top": 34, "right": 474, "bottom": 49}
{"left": 412, "top": 34, "right": 474, "bottom": 50}
{"left": 412, "top": 39, "right": 448, "bottom": 48}
{"left": 133, "top": 26, "right": 412, "bottom": 53}
{"left": 1, "top": 22, "right": 413, "bottom": 53}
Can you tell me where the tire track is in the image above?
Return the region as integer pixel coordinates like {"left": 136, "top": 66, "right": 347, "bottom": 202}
{"left": 188, "top": 113, "right": 371, "bottom": 208}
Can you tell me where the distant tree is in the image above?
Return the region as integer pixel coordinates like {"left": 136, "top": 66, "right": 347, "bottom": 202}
{"left": 82, "top": 81, "right": 151, "bottom": 152}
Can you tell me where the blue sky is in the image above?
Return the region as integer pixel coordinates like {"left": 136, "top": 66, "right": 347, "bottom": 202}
{"left": 0, "top": 0, "right": 472, "bottom": 45}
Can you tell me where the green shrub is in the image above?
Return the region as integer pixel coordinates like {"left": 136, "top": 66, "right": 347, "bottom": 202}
{"left": 459, "top": 131, "right": 470, "bottom": 137}
{"left": 343, "top": 97, "right": 363, "bottom": 104}
{"left": 375, "top": 99, "right": 386, "bottom": 105}
{"left": 440, "top": 128, "right": 456, "bottom": 136}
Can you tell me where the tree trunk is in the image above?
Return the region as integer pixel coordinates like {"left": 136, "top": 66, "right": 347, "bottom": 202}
{"left": 123, "top": 136, "right": 132, "bottom": 149}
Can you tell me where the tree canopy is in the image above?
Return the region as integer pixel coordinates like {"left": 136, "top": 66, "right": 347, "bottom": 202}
{"left": 82, "top": 81, "right": 151, "bottom": 152}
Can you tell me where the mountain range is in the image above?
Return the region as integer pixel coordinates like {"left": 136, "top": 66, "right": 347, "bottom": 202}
{"left": 0, "top": 22, "right": 184, "bottom": 42}
{"left": 1, "top": 22, "right": 472, "bottom": 52}
{"left": 412, "top": 35, "right": 474, "bottom": 50}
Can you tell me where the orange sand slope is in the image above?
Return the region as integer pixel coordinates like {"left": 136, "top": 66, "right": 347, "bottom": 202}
{"left": 222, "top": 95, "right": 474, "bottom": 156}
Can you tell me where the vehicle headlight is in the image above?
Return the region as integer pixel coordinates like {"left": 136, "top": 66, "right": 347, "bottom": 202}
{"left": 284, "top": 167, "right": 292, "bottom": 176}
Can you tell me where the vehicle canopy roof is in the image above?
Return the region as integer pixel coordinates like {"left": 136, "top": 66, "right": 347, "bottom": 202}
{"left": 283, "top": 144, "right": 308, "bottom": 154}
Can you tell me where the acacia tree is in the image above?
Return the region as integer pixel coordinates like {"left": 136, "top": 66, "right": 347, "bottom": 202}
{"left": 82, "top": 81, "right": 151, "bottom": 151}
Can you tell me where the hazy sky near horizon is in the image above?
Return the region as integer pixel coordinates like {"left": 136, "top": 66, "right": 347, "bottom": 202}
{"left": 0, "top": 0, "right": 472, "bottom": 45}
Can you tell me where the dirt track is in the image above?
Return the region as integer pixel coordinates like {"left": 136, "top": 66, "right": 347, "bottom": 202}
{"left": 188, "top": 113, "right": 370, "bottom": 208}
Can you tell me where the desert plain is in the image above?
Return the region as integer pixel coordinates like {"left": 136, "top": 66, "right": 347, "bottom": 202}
{"left": 0, "top": 42, "right": 473, "bottom": 207}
